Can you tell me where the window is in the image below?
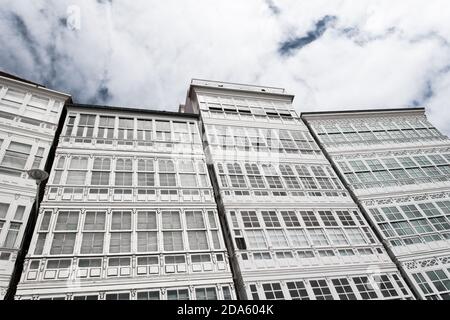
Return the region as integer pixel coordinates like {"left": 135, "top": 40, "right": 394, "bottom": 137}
{"left": 381, "top": 158, "right": 401, "bottom": 169}
{"left": 392, "top": 274, "right": 409, "bottom": 296}
{"left": 180, "top": 174, "right": 197, "bottom": 187}
{"left": 381, "top": 207, "right": 404, "bottom": 221}
{"left": 115, "top": 158, "right": 133, "bottom": 186}
{"left": 0, "top": 203, "right": 9, "bottom": 219}
{"left": 137, "top": 159, "right": 155, "bottom": 186}
{"left": 245, "top": 230, "right": 267, "bottom": 249}
{"left": 65, "top": 116, "right": 76, "bottom": 136}
{"left": 159, "top": 159, "right": 176, "bottom": 187}
{"left": 410, "top": 219, "right": 435, "bottom": 233}
{"left": 55, "top": 211, "right": 79, "bottom": 230}
{"left": 436, "top": 201, "right": 450, "bottom": 214}
{"left": 366, "top": 159, "right": 384, "bottom": 171}
{"left": 229, "top": 175, "right": 248, "bottom": 188}
{"left": 162, "top": 211, "right": 183, "bottom": 251}
{"left": 137, "top": 119, "right": 152, "bottom": 140}
{"left": 345, "top": 228, "right": 367, "bottom": 245}
{"left": 66, "top": 156, "right": 88, "bottom": 185}
{"left": 155, "top": 120, "right": 171, "bottom": 141}
{"left": 188, "top": 231, "right": 209, "bottom": 250}
{"left": 419, "top": 203, "right": 441, "bottom": 217}
{"left": 280, "top": 164, "right": 301, "bottom": 188}
{"left": 428, "top": 154, "right": 446, "bottom": 165}
{"left": 378, "top": 223, "right": 396, "bottom": 237}
{"left": 91, "top": 158, "right": 111, "bottom": 185}
{"left": 353, "top": 276, "right": 378, "bottom": 299}
{"left": 111, "top": 211, "right": 131, "bottom": 230}
{"left": 137, "top": 291, "right": 160, "bottom": 300}
{"left": 80, "top": 233, "right": 104, "bottom": 254}
{"left": 97, "top": 116, "right": 115, "bottom": 139}
{"left": 377, "top": 275, "right": 399, "bottom": 297}
{"left": 249, "top": 284, "right": 259, "bottom": 299}
{"left": 262, "top": 283, "right": 284, "bottom": 300}
{"left": 300, "top": 211, "right": 319, "bottom": 226}
{"left": 318, "top": 211, "right": 338, "bottom": 226}
{"left": 280, "top": 211, "right": 300, "bottom": 227}
{"left": 76, "top": 114, "right": 96, "bottom": 138}
{"left": 286, "top": 281, "right": 309, "bottom": 300}
{"left": 267, "top": 229, "right": 288, "bottom": 248}
{"left": 109, "top": 211, "right": 131, "bottom": 253}
{"left": 118, "top": 118, "right": 134, "bottom": 140}
{"left": 1, "top": 141, "right": 31, "bottom": 171}
{"left": 195, "top": 287, "right": 217, "bottom": 300}
{"left": 247, "top": 176, "right": 265, "bottom": 189}
{"left": 173, "top": 122, "right": 190, "bottom": 142}
{"left": 429, "top": 217, "right": 450, "bottom": 231}
{"left": 53, "top": 156, "right": 66, "bottom": 184}
{"left": 391, "top": 221, "right": 416, "bottom": 236}
{"left": 310, "top": 280, "right": 333, "bottom": 300}
{"left": 50, "top": 233, "right": 76, "bottom": 255}
{"left": 287, "top": 229, "right": 309, "bottom": 247}
{"left": 261, "top": 210, "right": 280, "bottom": 227}
{"left": 105, "top": 293, "right": 130, "bottom": 300}
{"left": 413, "top": 156, "right": 432, "bottom": 166}
{"left": 32, "top": 147, "right": 45, "bottom": 169}
{"left": 332, "top": 278, "right": 357, "bottom": 300}
{"left": 398, "top": 157, "right": 416, "bottom": 168}
{"left": 336, "top": 210, "right": 355, "bottom": 226}
{"left": 308, "top": 229, "right": 329, "bottom": 246}
{"left": 327, "top": 228, "right": 349, "bottom": 245}
{"left": 241, "top": 211, "right": 260, "bottom": 228}
{"left": 222, "top": 286, "right": 232, "bottom": 300}
{"left": 265, "top": 176, "right": 284, "bottom": 189}
{"left": 109, "top": 233, "right": 131, "bottom": 253}
{"left": 4, "top": 222, "right": 21, "bottom": 248}
{"left": 167, "top": 289, "right": 189, "bottom": 300}
{"left": 13, "top": 205, "right": 25, "bottom": 221}
{"left": 137, "top": 231, "right": 157, "bottom": 252}
{"left": 400, "top": 205, "right": 423, "bottom": 219}
{"left": 349, "top": 160, "right": 368, "bottom": 172}
{"left": 412, "top": 273, "right": 434, "bottom": 295}
{"left": 245, "top": 163, "right": 260, "bottom": 175}
{"left": 425, "top": 270, "right": 450, "bottom": 292}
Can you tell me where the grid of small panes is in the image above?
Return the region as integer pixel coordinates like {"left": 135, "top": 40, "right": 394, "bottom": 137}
{"left": 28, "top": 284, "right": 234, "bottom": 300}
{"left": 205, "top": 124, "right": 320, "bottom": 155}
{"left": 0, "top": 137, "right": 46, "bottom": 177}
{"left": 410, "top": 265, "right": 450, "bottom": 300}
{"left": 49, "top": 155, "right": 209, "bottom": 189}
{"left": 247, "top": 272, "right": 411, "bottom": 300}
{"left": 367, "top": 200, "right": 450, "bottom": 247}
{"left": 63, "top": 113, "right": 200, "bottom": 144}
{"left": 314, "top": 117, "right": 445, "bottom": 146}
{"left": 31, "top": 208, "right": 223, "bottom": 257}
{"left": 227, "top": 208, "right": 379, "bottom": 254}
{"left": 336, "top": 153, "right": 450, "bottom": 189}
{"left": 215, "top": 162, "right": 347, "bottom": 198}
{"left": 197, "top": 93, "right": 299, "bottom": 123}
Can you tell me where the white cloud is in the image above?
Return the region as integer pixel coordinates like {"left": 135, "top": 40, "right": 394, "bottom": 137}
{"left": 0, "top": 0, "right": 450, "bottom": 134}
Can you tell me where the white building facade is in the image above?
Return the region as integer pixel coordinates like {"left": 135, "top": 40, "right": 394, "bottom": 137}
{"left": 15, "top": 104, "right": 235, "bottom": 300}
{"left": 182, "top": 80, "right": 414, "bottom": 300}
{"left": 302, "top": 109, "right": 450, "bottom": 300}
{"left": 0, "top": 74, "right": 70, "bottom": 298}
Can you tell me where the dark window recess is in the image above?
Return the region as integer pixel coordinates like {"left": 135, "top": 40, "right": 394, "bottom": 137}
{"left": 266, "top": 112, "right": 278, "bottom": 116}
{"left": 235, "top": 237, "right": 247, "bottom": 250}
{"left": 209, "top": 107, "right": 223, "bottom": 112}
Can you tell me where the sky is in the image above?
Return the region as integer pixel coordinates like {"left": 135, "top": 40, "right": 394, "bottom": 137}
{"left": 1, "top": 0, "right": 450, "bottom": 134}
